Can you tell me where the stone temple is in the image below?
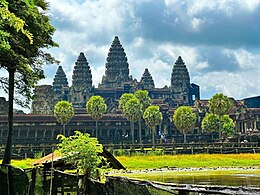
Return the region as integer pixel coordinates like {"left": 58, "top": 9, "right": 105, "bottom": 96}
{"left": 0, "top": 36, "right": 259, "bottom": 146}
{"left": 31, "top": 36, "right": 200, "bottom": 114}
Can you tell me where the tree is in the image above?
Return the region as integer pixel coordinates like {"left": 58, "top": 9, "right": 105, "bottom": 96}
{"left": 0, "top": 0, "right": 33, "bottom": 48}
{"left": 202, "top": 113, "right": 235, "bottom": 140}
{"left": 86, "top": 96, "right": 107, "bottom": 138}
{"left": 221, "top": 115, "right": 235, "bottom": 137}
{"left": 1, "top": 0, "right": 58, "bottom": 164}
{"left": 208, "top": 93, "right": 233, "bottom": 139}
{"left": 143, "top": 105, "right": 162, "bottom": 148}
{"left": 202, "top": 113, "right": 219, "bottom": 141}
{"left": 134, "top": 90, "right": 151, "bottom": 144}
{"left": 54, "top": 101, "right": 75, "bottom": 136}
{"left": 173, "top": 106, "right": 196, "bottom": 143}
{"left": 124, "top": 98, "right": 142, "bottom": 144}
{"left": 57, "top": 131, "right": 103, "bottom": 193}
{"left": 119, "top": 93, "right": 134, "bottom": 111}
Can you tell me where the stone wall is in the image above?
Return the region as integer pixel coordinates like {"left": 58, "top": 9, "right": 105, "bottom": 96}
{"left": 0, "top": 97, "right": 8, "bottom": 115}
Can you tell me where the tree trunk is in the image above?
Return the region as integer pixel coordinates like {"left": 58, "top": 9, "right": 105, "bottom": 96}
{"left": 96, "top": 120, "right": 98, "bottom": 138}
{"left": 184, "top": 132, "right": 187, "bottom": 143}
{"left": 83, "top": 169, "right": 91, "bottom": 195}
{"left": 219, "top": 116, "right": 222, "bottom": 140}
{"left": 131, "top": 121, "right": 134, "bottom": 145}
{"left": 63, "top": 123, "right": 66, "bottom": 136}
{"left": 152, "top": 127, "right": 155, "bottom": 148}
{"left": 138, "top": 118, "right": 142, "bottom": 145}
{"left": 2, "top": 68, "right": 15, "bottom": 164}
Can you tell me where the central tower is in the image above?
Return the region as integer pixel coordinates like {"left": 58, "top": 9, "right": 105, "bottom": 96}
{"left": 99, "top": 36, "right": 132, "bottom": 88}
{"left": 171, "top": 56, "right": 191, "bottom": 104}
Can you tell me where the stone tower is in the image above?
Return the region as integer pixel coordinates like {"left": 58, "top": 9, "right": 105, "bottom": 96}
{"left": 53, "top": 66, "right": 69, "bottom": 100}
{"left": 31, "top": 85, "right": 56, "bottom": 114}
{"left": 139, "top": 68, "right": 155, "bottom": 89}
{"left": 69, "top": 52, "right": 93, "bottom": 108}
{"left": 171, "top": 56, "right": 191, "bottom": 104}
{"left": 99, "top": 36, "right": 132, "bottom": 88}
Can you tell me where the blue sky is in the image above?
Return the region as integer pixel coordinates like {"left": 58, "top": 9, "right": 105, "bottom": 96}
{"left": 1, "top": 0, "right": 260, "bottom": 112}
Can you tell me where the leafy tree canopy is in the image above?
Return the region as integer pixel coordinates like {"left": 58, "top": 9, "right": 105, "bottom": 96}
{"left": 202, "top": 113, "right": 219, "bottom": 134}
{"left": 118, "top": 93, "right": 134, "bottom": 112}
{"left": 208, "top": 93, "right": 232, "bottom": 117}
{"left": 57, "top": 131, "right": 103, "bottom": 176}
{"left": 0, "top": 0, "right": 58, "bottom": 107}
{"left": 86, "top": 95, "right": 107, "bottom": 120}
{"left": 202, "top": 113, "right": 235, "bottom": 137}
{"left": 134, "top": 90, "right": 151, "bottom": 113}
{"left": 173, "top": 106, "right": 196, "bottom": 134}
{"left": 54, "top": 101, "right": 74, "bottom": 125}
{"left": 124, "top": 97, "right": 142, "bottom": 123}
{"left": 0, "top": 0, "right": 33, "bottom": 49}
{"left": 143, "top": 105, "right": 162, "bottom": 130}
{"left": 221, "top": 115, "right": 235, "bottom": 137}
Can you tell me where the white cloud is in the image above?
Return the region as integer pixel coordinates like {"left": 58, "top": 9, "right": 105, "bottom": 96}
{"left": 191, "top": 17, "right": 204, "bottom": 31}
{"left": 223, "top": 49, "right": 255, "bottom": 69}
{"left": 193, "top": 70, "right": 260, "bottom": 99}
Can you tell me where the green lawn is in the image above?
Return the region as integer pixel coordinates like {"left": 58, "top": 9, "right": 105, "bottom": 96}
{"left": 2, "top": 153, "right": 260, "bottom": 171}
{"left": 116, "top": 153, "right": 260, "bottom": 170}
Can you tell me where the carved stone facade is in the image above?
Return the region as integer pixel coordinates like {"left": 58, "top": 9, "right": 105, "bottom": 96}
{"left": 31, "top": 36, "right": 200, "bottom": 114}
{"left": 99, "top": 36, "right": 133, "bottom": 88}
{"left": 0, "top": 97, "right": 8, "bottom": 115}
{"left": 31, "top": 85, "right": 57, "bottom": 115}
{"left": 69, "top": 52, "right": 93, "bottom": 108}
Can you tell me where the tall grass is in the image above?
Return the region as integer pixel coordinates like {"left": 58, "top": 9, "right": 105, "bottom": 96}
{"left": 116, "top": 153, "right": 260, "bottom": 170}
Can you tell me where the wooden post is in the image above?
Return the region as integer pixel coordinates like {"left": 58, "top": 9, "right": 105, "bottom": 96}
{"left": 29, "top": 167, "right": 36, "bottom": 195}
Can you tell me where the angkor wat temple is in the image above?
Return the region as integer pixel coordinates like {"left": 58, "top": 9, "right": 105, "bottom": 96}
{"left": 0, "top": 36, "right": 260, "bottom": 145}
{"left": 31, "top": 36, "right": 200, "bottom": 115}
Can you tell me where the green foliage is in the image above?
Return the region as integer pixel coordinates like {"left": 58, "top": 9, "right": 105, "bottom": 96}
{"left": 54, "top": 101, "right": 74, "bottom": 125}
{"left": 202, "top": 113, "right": 235, "bottom": 137}
{"left": 173, "top": 106, "right": 196, "bottom": 143}
{"left": 221, "top": 115, "right": 235, "bottom": 136}
{"left": 57, "top": 131, "right": 103, "bottom": 175}
{"left": 134, "top": 90, "right": 151, "bottom": 113}
{"left": 208, "top": 93, "right": 232, "bottom": 117}
{"left": 2, "top": 0, "right": 58, "bottom": 165}
{"left": 0, "top": 0, "right": 58, "bottom": 107}
{"left": 0, "top": 0, "right": 33, "bottom": 48}
{"left": 202, "top": 113, "right": 219, "bottom": 134}
{"left": 143, "top": 105, "right": 163, "bottom": 147}
{"left": 143, "top": 105, "right": 163, "bottom": 130}
{"left": 119, "top": 93, "right": 134, "bottom": 112}
{"left": 124, "top": 98, "right": 142, "bottom": 123}
{"left": 86, "top": 95, "right": 107, "bottom": 121}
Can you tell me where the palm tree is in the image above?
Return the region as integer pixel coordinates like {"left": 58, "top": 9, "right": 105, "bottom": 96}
{"left": 134, "top": 90, "right": 151, "bottom": 144}
{"left": 173, "top": 106, "right": 196, "bottom": 143}
{"left": 143, "top": 105, "right": 162, "bottom": 148}
{"left": 54, "top": 101, "right": 75, "bottom": 136}
{"left": 86, "top": 96, "right": 107, "bottom": 138}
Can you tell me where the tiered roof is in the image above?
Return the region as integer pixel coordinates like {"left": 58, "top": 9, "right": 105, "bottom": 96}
{"left": 140, "top": 68, "right": 155, "bottom": 89}
{"left": 101, "top": 36, "right": 132, "bottom": 87}
{"left": 53, "top": 66, "right": 68, "bottom": 94}
{"left": 72, "top": 52, "right": 92, "bottom": 89}
{"left": 171, "top": 56, "right": 190, "bottom": 93}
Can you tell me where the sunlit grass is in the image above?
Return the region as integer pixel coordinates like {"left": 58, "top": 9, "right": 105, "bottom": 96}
{"left": 116, "top": 153, "right": 260, "bottom": 170}
{"left": 0, "top": 158, "right": 39, "bottom": 169}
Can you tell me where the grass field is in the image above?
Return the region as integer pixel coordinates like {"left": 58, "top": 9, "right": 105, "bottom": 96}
{"left": 1, "top": 153, "right": 260, "bottom": 170}
{"left": 116, "top": 153, "right": 260, "bottom": 170}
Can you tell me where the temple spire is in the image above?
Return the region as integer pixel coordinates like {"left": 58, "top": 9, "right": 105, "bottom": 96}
{"left": 171, "top": 56, "right": 190, "bottom": 103}
{"left": 100, "top": 36, "right": 132, "bottom": 88}
{"left": 140, "top": 68, "right": 155, "bottom": 89}
{"left": 69, "top": 52, "right": 93, "bottom": 107}
{"left": 53, "top": 66, "right": 69, "bottom": 98}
